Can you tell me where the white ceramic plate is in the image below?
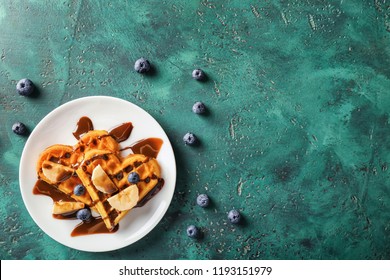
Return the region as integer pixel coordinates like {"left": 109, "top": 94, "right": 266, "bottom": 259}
{"left": 19, "top": 96, "right": 176, "bottom": 252}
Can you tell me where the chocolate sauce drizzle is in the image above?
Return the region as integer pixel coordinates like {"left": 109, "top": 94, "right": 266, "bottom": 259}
{"left": 33, "top": 179, "right": 74, "bottom": 202}
{"left": 33, "top": 116, "right": 164, "bottom": 237}
{"left": 71, "top": 217, "right": 118, "bottom": 237}
{"left": 33, "top": 179, "right": 116, "bottom": 236}
{"left": 73, "top": 116, "right": 134, "bottom": 144}
{"left": 109, "top": 122, "right": 133, "bottom": 143}
{"left": 73, "top": 116, "right": 93, "bottom": 140}
{"left": 136, "top": 178, "right": 165, "bottom": 207}
{"left": 121, "top": 138, "right": 163, "bottom": 158}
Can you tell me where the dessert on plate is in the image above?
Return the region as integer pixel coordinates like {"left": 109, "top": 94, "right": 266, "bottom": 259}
{"left": 33, "top": 116, "right": 164, "bottom": 236}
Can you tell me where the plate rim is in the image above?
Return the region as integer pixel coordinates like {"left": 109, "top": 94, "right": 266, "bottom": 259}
{"left": 19, "top": 95, "right": 176, "bottom": 252}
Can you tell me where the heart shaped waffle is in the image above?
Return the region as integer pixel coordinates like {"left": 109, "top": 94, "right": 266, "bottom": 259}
{"left": 36, "top": 130, "right": 121, "bottom": 206}
{"left": 36, "top": 144, "right": 92, "bottom": 205}
{"left": 76, "top": 149, "right": 162, "bottom": 231}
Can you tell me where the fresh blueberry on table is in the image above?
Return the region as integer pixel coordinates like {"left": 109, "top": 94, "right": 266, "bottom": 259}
{"left": 128, "top": 172, "right": 140, "bottom": 184}
{"left": 16, "top": 78, "right": 35, "bottom": 96}
{"left": 196, "top": 194, "right": 210, "bottom": 208}
{"left": 134, "top": 57, "right": 151, "bottom": 73}
{"left": 76, "top": 208, "right": 92, "bottom": 221}
{"left": 192, "top": 101, "right": 206, "bottom": 114}
{"left": 228, "top": 209, "right": 241, "bottom": 224}
{"left": 73, "top": 184, "right": 86, "bottom": 196}
{"left": 183, "top": 132, "right": 198, "bottom": 145}
{"left": 192, "top": 69, "right": 205, "bottom": 81}
{"left": 12, "top": 122, "right": 27, "bottom": 135}
{"left": 186, "top": 225, "right": 199, "bottom": 238}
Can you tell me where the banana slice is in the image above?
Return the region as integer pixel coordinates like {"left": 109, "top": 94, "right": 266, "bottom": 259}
{"left": 42, "top": 160, "right": 74, "bottom": 183}
{"left": 52, "top": 201, "right": 85, "bottom": 215}
{"left": 107, "top": 185, "right": 139, "bottom": 211}
{"left": 91, "top": 164, "right": 118, "bottom": 194}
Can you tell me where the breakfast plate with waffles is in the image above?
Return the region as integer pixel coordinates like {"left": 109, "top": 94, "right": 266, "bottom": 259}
{"left": 19, "top": 96, "right": 176, "bottom": 252}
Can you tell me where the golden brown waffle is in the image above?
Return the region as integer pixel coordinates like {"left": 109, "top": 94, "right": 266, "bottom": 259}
{"left": 113, "top": 153, "right": 162, "bottom": 203}
{"left": 76, "top": 149, "right": 126, "bottom": 230}
{"left": 36, "top": 144, "right": 92, "bottom": 205}
{"left": 74, "top": 130, "right": 119, "bottom": 156}
{"left": 76, "top": 149, "right": 162, "bottom": 231}
{"left": 36, "top": 131, "right": 120, "bottom": 206}
{"left": 35, "top": 119, "right": 164, "bottom": 234}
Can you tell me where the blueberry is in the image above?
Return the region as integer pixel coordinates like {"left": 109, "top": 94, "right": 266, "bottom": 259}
{"left": 228, "top": 209, "right": 241, "bottom": 224}
{"left": 12, "top": 122, "right": 27, "bottom": 135}
{"left": 134, "top": 58, "right": 151, "bottom": 73}
{"left": 16, "top": 78, "right": 35, "bottom": 96}
{"left": 192, "top": 69, "right": 205, "bottom": 81}
{"left": 183, "top": 132, "right": 198, "bottom": 145}
{"left": 74, "top": 184, "right": 86, "bottom": 196}
{"left": 128, "top": 172, "right": 140, "bottom": 183}
{"left": 196, "top": 194, "right": 210, "bottom": 208}
{"left": 192, "top": 101, "right": 206, "bottom": 114}
{"left": 76, "top": 208, "right": 91, "bottom": 221}
{"left": 186, "top": 225, "right": 199, "bottom": 238}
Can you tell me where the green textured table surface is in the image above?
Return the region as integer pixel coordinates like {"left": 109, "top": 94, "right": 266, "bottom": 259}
{"left": 1, "top": 0, "right": 390, "bottom": 260}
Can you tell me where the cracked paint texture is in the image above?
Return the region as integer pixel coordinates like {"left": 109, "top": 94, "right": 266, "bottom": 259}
{"left": 1, "top": 0, "right": 390, "bottom": 260}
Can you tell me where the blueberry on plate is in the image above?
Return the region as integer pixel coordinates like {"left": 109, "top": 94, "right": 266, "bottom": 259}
{"left": 186, "top": 225, "right": 199, "bottom": 238}
{"left": 74, "top": 184, "right": 86, "bottom": 196}
{"left": 228, "top": 209, "right": 241, "bottom": 224}
{"left": 196, "top": 194, "right": 210, "bottom": 208}
{"left": 183, "top": 132, "right": 198, "bottom": 145}
{"left": 192, "top": 69, "right": 205, "bottom": 81}
{"left": 76, "top": 208, "right": 92, "bottom": 221}
{"left": 12, "top": 122, "right": 27, "bottom": 135}
{"left": 128, "top": 172, "right": 140, "bottom": 184}
{"left": 134, "top": 57, "right": 151, "bottom": 73}
{"left": 16, "top": 78, "right": 35, "bottom": 96}
{"left": 192, "top": 101, "right": 206, "bottom": 114}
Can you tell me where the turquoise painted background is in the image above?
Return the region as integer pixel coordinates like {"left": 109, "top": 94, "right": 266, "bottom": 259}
{"left": 1, "top": 0, "right": 390, "bottom": 259}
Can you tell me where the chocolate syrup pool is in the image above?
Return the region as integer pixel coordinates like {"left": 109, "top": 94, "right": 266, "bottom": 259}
{"left": 33, "top": 116, "right": 164, "bottom": 237}
{"left": 33, "top": 179, "right": 118, "bottom": 236}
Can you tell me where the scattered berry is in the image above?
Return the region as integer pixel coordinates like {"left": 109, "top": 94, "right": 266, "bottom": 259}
{"left": 192, "top": 69, "right": 205, "bottom": 81}
{"left": 183, "top": 132, "right": 198, "bottom": 145}
{"left": 76, "top": 208, "right": 91, "bottom": 221}
{"left": 16, "top": 78, "right": 35, "bottom": 96}
{"left": 12, "top": 122, "right": 27, "bottom": 135}
{"left": 134, "top": 58, "right": 151, "bottom": 73}
{"left": 186, "top": 225, "right": 199, "bottom": 238}
{"left": 196, "top": 194, "right": 210, "bottom": 208}
{"left": 128, "top": 172, "right": 140, "bottom": 184}
{"left": 228, "top": 209, "right": 241, "bottom": 224}
{"left": 192, "top": 101, "right": 206, "bottom": 114}
{"left": 73, "top": 184, "right": 86, "bottom": 196}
